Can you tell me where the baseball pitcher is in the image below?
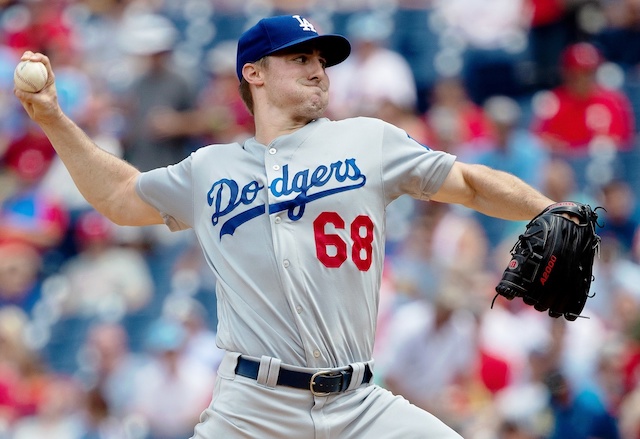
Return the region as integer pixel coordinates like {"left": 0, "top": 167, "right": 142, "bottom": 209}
{"left": 16, "top": 13, "right": 581, "bottom": 439}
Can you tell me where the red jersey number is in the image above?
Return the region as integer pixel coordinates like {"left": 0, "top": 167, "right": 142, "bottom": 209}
{"left": 313, "top": 212, "right": 374, "bottom": 271}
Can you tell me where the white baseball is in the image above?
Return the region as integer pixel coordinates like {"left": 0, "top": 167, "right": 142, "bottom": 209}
{"left": 14, "top": 60, "right": 48, "bottom": 93}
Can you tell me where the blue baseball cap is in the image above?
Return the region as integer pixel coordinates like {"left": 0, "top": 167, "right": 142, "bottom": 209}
{"left": 236, "top": 15, "right": 351, "bottom": 81}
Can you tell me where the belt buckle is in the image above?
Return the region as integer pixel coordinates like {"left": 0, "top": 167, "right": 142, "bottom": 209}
{"left": 310, "top": 369, "right": 340, "bottom": 397}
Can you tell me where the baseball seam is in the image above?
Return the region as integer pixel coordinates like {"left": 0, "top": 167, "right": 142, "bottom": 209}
{"left": 16, "top": 64, "right": 46, "bottom": 92}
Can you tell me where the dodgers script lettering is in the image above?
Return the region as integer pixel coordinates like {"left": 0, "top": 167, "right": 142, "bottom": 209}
{"left": 207, "top": 158, "right": 366, "bottom": 238}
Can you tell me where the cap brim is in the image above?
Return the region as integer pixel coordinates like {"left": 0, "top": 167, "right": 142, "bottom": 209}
{"left": 268, "top": 34, "right": 351, "bottom": 68}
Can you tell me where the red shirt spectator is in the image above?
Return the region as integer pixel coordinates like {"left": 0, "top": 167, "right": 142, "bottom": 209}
{"left": 4, "top": 3, "right": 73, "bottom": 55}
{"left": 531, "top": 42, "right": 636, "bottom": 155}
{"left": 525, "top": 0, "right": 566, "bottom": 27}
{"left": 0, "top": 129, "right": 68, "bottom": 251}
{"left": 422, "top": 77, "right": 493, "bottom": 154}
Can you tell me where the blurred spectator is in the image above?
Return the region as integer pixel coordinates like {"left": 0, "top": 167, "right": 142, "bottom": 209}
{"left": 524, "top": 0, "right": 573, "bottom": 91}
{"left": 597, "top": 0, "right": 640, "bottom": 70}
{"left": 540, "top": 156, "right": 597, "bottom": 204}
{"left": 495, "top": 420, "right": 541, "bottom": 439}
{"left": 492, "top": 345, "right": 560, "bottom": 439}
{"left": 168, "top": 236, "right": 219, "bottom": 325}
{"left": 619, "top": 384, "right": 640, "bottom": 439}
{"left": 491, "top": 314, "right": 612, "bottom": 437}
{"left": 524, "top": 0, "right": 608, "bottom": 91}
{"left": 55, "top": 210, "right": 153, "bottom": 321}
{"left": 200, "top": 41, "right": 255, "bottom": 143}
{"left": 140, "top": 40, "right": 254, "bottom": 145}
{"left": 0, "top": 45, "right": 23, "bottom": 147}
{"left": 69, "top": 0, "right": 132, "bottom": 94}
{"left": 118, "top": 12, "right": 198, "bottom": 171}
{"left": 478, "top": 295, "right": 551, "bottom": 387}
{"left": 598, "top": 180, "right": 640, "bottom": 253}
{"left": 161, "top": 296, "right": 223, "bottom": 372}
{"left": 596, "top": 0, "right": 640, "bottom": 136}
{"left": 0, "top": 306, "right": 46, "bottom": 426}
{"left": 551, "top": 301, "right": 610, "bottom": 392}
{"left": 381, "top": 272, "right": 478, "bottom": 431}
{"left": 618, "top": 315, "right": 640, "bottom": 438}
{"left": 328, "top": 12, "right": 417, "bottom": 119}
{"left": 389, "top": 1, "right": 440, "bottom": 113}
{"left": 434, "top": 0, "right": 531, "bottom": 103}
{"left": 45, "top": 33, "right": 93, "bottom": 125}
{"left": 3, "top": 1, "right": 74, "bottom": 55}
{"left": 576, "top": 342, "right": 627, "bottom": 423}
{"left": 0, "top": 125, "right": 68, "bottom": 252}
{"left": 77, "top": 386, "right": 125, "bottom": 439}
{"left": 488, "top": 286, "right": 609, "bottom": 396}
{"left": 374, "top": 99, "right": 430, "bottom": 146}
{"left": 371, "top": 262, "right": 400, "bottom": 366}
{"left": 632, "top": 228, "right": 640, "bottom": 269}
{"left": 530, "top": 42, "right": 635, "bottom": 168}
{"left": 474, "top": 95, "right": 550, "bottom": 189}
{"left": 270, "top": 0, "right": 318, "bottom": 13}
{"left": 591, "top": 236, "right": 640, "bottom": 324}
{"left": 130, "top": 318, "right": 216, "bottom": 439}
{"left": 467, "top": 95, "right": 551, "bottom": 248}
{"left": 422, "top": 76, "right": 492, "bottom": 156}
{"left": 386, "top": 211, "right": 445, "bottom": 303}
{"left": 9, "top": 375, "right": 84, "bottom": 439}
{"left": 543, "top": 370, "right": 621, "bottom": 439}
{"left": 78, "top": 322, "right": 149, "bottom": 423}
{"left": 430, "top": 202, "right": 490, "bottom": 277}
{"left": 624, "top": 315, "right": 640, "bottom": 389}
{"left": 0, "top": 242, "right": 42, "bottom": 314}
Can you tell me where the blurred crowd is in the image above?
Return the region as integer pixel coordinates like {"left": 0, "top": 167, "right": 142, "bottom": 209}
{"left": 1, "top": 0, "right": 640, "bottom": 438}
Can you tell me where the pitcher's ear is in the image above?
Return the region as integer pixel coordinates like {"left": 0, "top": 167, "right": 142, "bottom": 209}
{"left": 242, "top": 62, "right": 264, "bottom": 85}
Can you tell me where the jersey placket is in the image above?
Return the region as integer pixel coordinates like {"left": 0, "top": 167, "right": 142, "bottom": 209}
{"left": 263, "top": 140, "right": 327, "bottom": 366}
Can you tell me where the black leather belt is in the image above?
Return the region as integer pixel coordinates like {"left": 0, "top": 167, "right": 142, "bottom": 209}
{"left": 235, "top": 357, "right": 373, "bottom": 396}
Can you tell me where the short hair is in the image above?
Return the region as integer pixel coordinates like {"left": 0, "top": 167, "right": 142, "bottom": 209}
{"left": 239, "top": 79, "right": 254, "bottom": 115}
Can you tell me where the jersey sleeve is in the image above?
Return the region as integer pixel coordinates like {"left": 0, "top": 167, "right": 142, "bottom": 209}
{"left": 136, "top": 155, "right": 194, "bottom": 231}
{"left": 379, "top": 121, "right": 456, "bottom": 202}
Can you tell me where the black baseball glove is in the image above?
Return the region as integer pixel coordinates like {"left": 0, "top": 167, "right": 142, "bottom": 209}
{"left": 494, "top": 202, "right": 602, "bottom": 321}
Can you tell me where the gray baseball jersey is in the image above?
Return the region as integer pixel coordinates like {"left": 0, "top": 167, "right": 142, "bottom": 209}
{"left": 136, "top": 116, "right": 455, "bottom": 369}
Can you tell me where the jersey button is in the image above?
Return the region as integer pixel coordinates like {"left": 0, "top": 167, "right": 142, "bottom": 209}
{"left": 283, "top": 259, "right": 290, "bottom": 268}
{"left": 268, "top": 147, "right": 277, "bottom": 155}
{"left": 313, "top": 350, "right": 321, "bottom": 358}
{"left": 295, "top": 305, "right": 302, "bottom": 314}
{"left": 273, "top": 164, "right": 280, "bottom": 171}
{"left": 274, "top": 216, "right": 282, "bottom": 224}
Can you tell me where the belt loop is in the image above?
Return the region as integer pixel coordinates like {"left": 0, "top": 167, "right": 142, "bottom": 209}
{"left": 346, "top": 362, "right": 366, "bottom": 391}
{"left": 257, "top": 355, "right": 280, "bottom": 388}
{"left": 266, "top": 357, "right": 281, "bottom": 388}
{"left": 219, "top": 351, "right": 242, "bottom": 379}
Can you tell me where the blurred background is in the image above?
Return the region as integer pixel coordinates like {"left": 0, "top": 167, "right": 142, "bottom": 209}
{"left": 1, "top": 0, "right": 640, "bottom": 438}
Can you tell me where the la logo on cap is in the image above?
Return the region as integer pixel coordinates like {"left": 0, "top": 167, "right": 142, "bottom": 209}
{"left": 235, "top": 14, "right": 351, "bottom": 80}
{"left": 293, "top": 15, "right": 316, "bottom": 32}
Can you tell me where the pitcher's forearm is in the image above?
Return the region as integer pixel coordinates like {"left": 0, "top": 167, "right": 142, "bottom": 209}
{"left": 432, "top": 163, "right": 553, "bottom": 220}
{"left": 462, "top": 165, "right": 553, "bottom": 220}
